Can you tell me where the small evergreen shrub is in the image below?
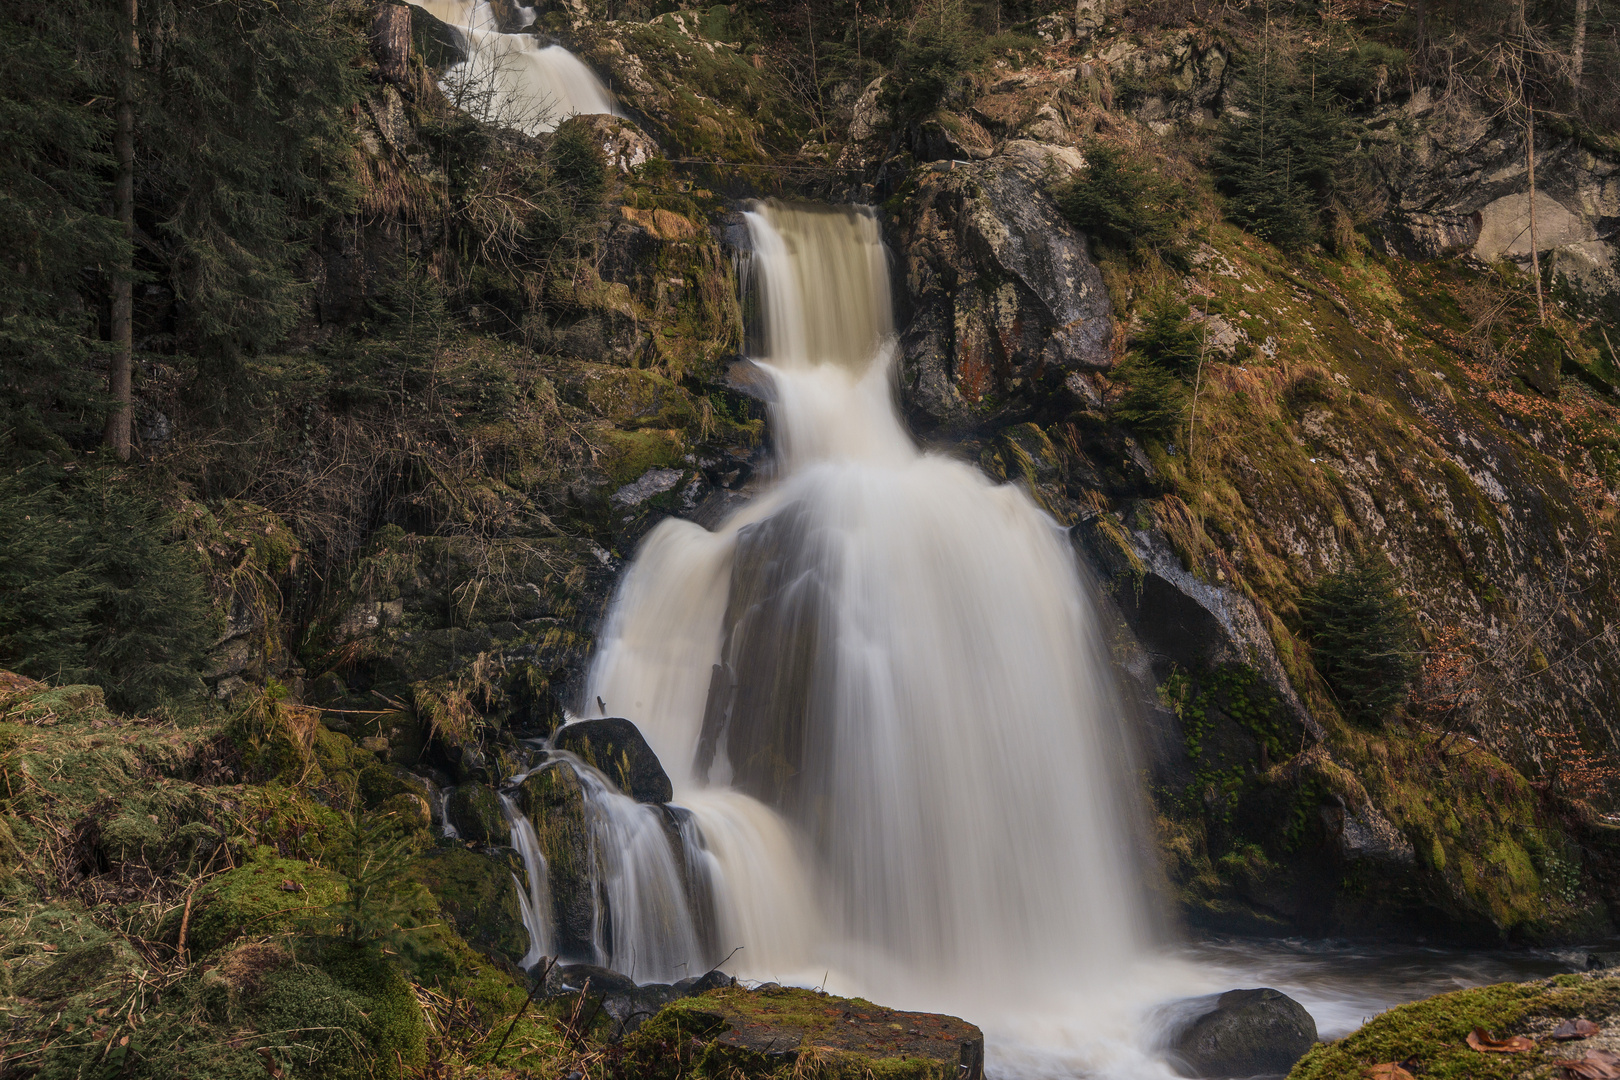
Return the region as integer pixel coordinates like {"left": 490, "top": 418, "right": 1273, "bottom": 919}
{"left": 1053, "top": 140, "right": 1194, "bottom": 260}
{"left": 1212, "top": 90, "right": 1355, "bottom": 251}
{"left": 0, "top": 471, "right": 214, "bottom": 711}
{"left": 884, "top": 0, "right": 982, "bottom": 123}
{"left": 1112, "top": 296, "right": 1204, "bottom": 438}
{"left": 1299, "top": 554, "right": 1419, "bottom": 727}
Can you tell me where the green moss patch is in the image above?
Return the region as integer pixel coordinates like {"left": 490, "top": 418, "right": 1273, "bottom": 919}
{"left": 624, "top": 985, "right": 983, "bottom": 1080}
{"left": 1290, "top": 973, "right": 1620, "bottom": 1080}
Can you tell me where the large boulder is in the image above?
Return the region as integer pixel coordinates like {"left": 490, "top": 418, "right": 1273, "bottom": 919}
{"left": 624, "top": 983, "right": 985, "bottom": 1080}
{"left": 446, "top": 783, "right": 511, "bottom": 847}
{"left": 1169, "top": 988, "right": 1317, "bottom": 1078}
{"left": 553, "top": 717, "right": 673, "bottom": 804}
{"left": 891, "top": 141, "right": 1114, "bottom": 432}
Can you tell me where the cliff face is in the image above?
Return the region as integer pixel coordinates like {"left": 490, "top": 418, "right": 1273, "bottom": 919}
{"left": 539, "top": 8, "right": 1620, "bottom": 941}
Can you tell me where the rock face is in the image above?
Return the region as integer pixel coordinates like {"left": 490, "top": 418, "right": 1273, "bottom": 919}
{"left": 1373, "top": 99, "right": 1620, "bottom": 317}
{"left": 553, "top": 717, "right": 674, "bottom": 803}
{"left": 1169, "top": 988, "right": 1318, "bottom": 1078}
{"left": 892, "top": 141, "right": 1113, "bottom": 432}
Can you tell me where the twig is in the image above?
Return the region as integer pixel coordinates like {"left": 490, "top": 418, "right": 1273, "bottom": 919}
{"left": 490, "top": 956, "right": 554, "bottom": 1062}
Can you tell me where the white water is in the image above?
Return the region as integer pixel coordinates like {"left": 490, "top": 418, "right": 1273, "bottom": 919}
{"left": 499, "top": 792, "right": 555, "bottom": 970}
{"left": 582, "top": 202, "right": 1213, "bottom": 1076}
{"left": 405, "top": 0, "right": 617, "bottom": 134}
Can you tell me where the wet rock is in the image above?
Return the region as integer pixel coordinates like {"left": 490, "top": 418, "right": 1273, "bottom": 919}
{"left": 518, "top": 764, "right": 594, "bottom": 960}
{"left": 447, "top": 783, "right": 511, "bottom": 846}
{"left": 1169, "top": 988, "right": 1317, "bottom": 1078}
{"left": 553, "top": 717, "right": 674, "bottom": 804}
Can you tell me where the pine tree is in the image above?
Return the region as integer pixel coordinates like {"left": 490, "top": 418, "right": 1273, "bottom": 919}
{"left": 0, "top": 0, "right": 124, "bottom": 462}
{"left": 1299, "top": 554, "right": 1419, "bottom": 728}
{"left": 135, "top": 0, "right": 365, "bottom": 408}
{"left": 1053, "top": 141, "right": 1192, "bottom": 260}
{"left": 0, "top": 470, "right": 213, "bottom": 711}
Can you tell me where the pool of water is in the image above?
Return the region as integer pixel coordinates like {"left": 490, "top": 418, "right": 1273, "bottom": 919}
{"left": 1176, "top": 936, "right": 1591, "bottom": 1038}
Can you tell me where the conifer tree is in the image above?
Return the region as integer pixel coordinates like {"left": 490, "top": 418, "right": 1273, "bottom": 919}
{"left": 0, "top": 0, "right": 123, "bottom": 462}
{"left": 1299, "top": 554, "right": 1419, "bottom": 728}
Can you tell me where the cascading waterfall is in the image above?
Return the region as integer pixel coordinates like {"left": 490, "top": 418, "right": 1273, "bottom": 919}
{"left": 405, "top": 0, "right": 617, "bottom": 134}
{"left": 499, "top": 792, "right": 555, "bottom": 971}
{"left": 581, "top": 201, "right": 1212, "bottom": 1075}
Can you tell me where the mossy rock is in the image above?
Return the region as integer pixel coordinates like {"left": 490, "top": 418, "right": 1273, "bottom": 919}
{"left": 407, "top": 844, "right": 529, "bottom": 964}
{"left": 19, "top": 940, "right": 122, "bottom": 1001}
{"left": 447, "top": 783, "right": 510, "bottom": 846}
{"left": 624, "top": 985, "right": 985, "bottom": 1080}
{"left": 563, "top": 364, "right": 697, "bottom": 430}
{"left": 174, "top": 856, "right": 347, "bottom": 955}
{"left": 306, "top": 939, "right": 429, "bottom": 1077}
{"left": 602, "top": 427, "right": 687, "bottom": 487}
{"left": 7, "top": 683, "right": 107, "bottom": 723}
{"left": 1289, "top": 973, "right": 1620, "bottom": 1080}
{"left": 518, "top": 764, "right": 593, "bottom": 959}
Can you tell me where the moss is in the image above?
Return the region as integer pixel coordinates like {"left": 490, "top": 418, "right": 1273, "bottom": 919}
{"left": 406, "top": 844, "right": 528, "bottom": 964}
{"left": 602, "top": 427, "right": 687, "bottom": 487}
{"left": 307, "top": 939, "right": 429, "bottom": 1077}
{"left": 446, "top": 783, "right": 509, "bottom": 846}
{"left": 176, "top": 855, "right": 347, "bottom": 955}
{"left": 1289, "top": 974, "right": 1620, "bottom": 1080}
{"left": 625, "top": 987, "right": 976, "bottom": 1080}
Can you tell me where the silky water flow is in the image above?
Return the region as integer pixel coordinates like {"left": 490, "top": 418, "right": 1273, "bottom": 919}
{"left": 405, "top": 0, "right": 617, "bottom": 133}
{"left": 576, "top": 201, "right": 1242, "bottom": 1077}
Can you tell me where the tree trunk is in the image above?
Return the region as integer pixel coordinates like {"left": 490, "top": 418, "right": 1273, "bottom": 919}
{"left": 1572, "top": 0, "right": 1588, "bottom": 94}
{"left": 1527, "top": 101, "right": 1546, "bottom": 325}
{"left": 105, "top": 0, "right": 137, "bottom": 461}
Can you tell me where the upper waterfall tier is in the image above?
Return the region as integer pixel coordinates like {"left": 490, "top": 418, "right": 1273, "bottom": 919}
{"left": 406, "top": 0, "right": 617, "bottom": 134}
{"left": 743, "top": 202, "right": 894, "bottom": 374}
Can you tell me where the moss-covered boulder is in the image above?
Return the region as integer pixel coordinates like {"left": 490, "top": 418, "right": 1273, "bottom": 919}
{"left": 407, "top": 844, "right": 529, "bottom": 964}
{"left": 518, "top": 763, "right": 594, "bottom": 959}
{"left": 1289, "top": 973, "right": 1620, "bottom": 1080}
{"left": 174, "top": 855, "right": 346, "bottom": 955}
{"left": 554, "top": 717, "right": 673, "bottom": 803}
{"left": 446, "top": 783, "right": 510, "bottom": 846}
{"left": 623, "top": 984, "right": 985, "bottom": 1080}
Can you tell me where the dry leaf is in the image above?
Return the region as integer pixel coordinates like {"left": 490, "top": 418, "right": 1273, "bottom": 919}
{"left": 1555, "top": 1049, "right": 1620, "bottom": 1079}
{"left": 1366, "top": 1063, "right": 1417, "bottom": 1080}
{"left": 1552, "top": 1019, "right": 1603, "bottom": 1041}
{"left": 1467, "top": 1027, "right": 1536, "bottom": 1053}
{"left": 277, "top": 879, "right": 303, "bottom": 893}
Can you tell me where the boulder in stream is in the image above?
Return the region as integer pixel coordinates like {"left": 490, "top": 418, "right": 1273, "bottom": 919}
{"left": 625, "top": 983, "right": 985, "bottom": 1079}
{"left": 1168, "top": 988, "right": 1317, "bottom": 1078}
{"left": 553, "top": 717, "right": 673, "bottom": 803}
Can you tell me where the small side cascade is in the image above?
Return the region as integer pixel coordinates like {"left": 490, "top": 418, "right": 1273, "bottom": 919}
{"left": 499, "top": 792, "right": 555, "bottom": 971}
{"left": 570, "top": 764, "right": 709, "bottom": 983}
{"left": 439, "top": 787, "right": 460, "bottom": 840}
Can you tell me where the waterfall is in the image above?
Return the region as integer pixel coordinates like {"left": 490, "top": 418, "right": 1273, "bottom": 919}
{"left": 584, "top": 201, "right": 1200, "bottom": 1074}
{"left": 405, "top": 0, "right": 617, "bottom": 134}
{"left": 499, "top": 792, "right": 555, "bottom": 970}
